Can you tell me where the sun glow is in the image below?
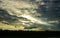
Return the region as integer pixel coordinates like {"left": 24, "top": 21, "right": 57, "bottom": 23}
{"left": 20, "top": 15, "right": 50, "bottom": 25}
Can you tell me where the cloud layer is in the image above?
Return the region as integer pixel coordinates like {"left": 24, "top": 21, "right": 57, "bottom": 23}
{"left": 0, "top": 0, "right": 60, "bottom": 31}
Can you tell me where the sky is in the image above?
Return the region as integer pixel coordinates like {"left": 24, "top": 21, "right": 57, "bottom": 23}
{"left": 0, "top": 0, "right": 60, "bottom": 31}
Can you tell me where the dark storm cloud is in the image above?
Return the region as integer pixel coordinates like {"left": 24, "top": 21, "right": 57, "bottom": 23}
{"left": 0, "top": 9, "right": 18, "bottom": 24}
{"left": 36, "top": 0, "right": 60, "bottom": 20}
{"left": 36, "top": 0, "right": 60, "bottom": 30}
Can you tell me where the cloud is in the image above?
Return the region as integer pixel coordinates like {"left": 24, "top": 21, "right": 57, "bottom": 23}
{"left": 0, "top": 0, "right": 60, "bottom": 31}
